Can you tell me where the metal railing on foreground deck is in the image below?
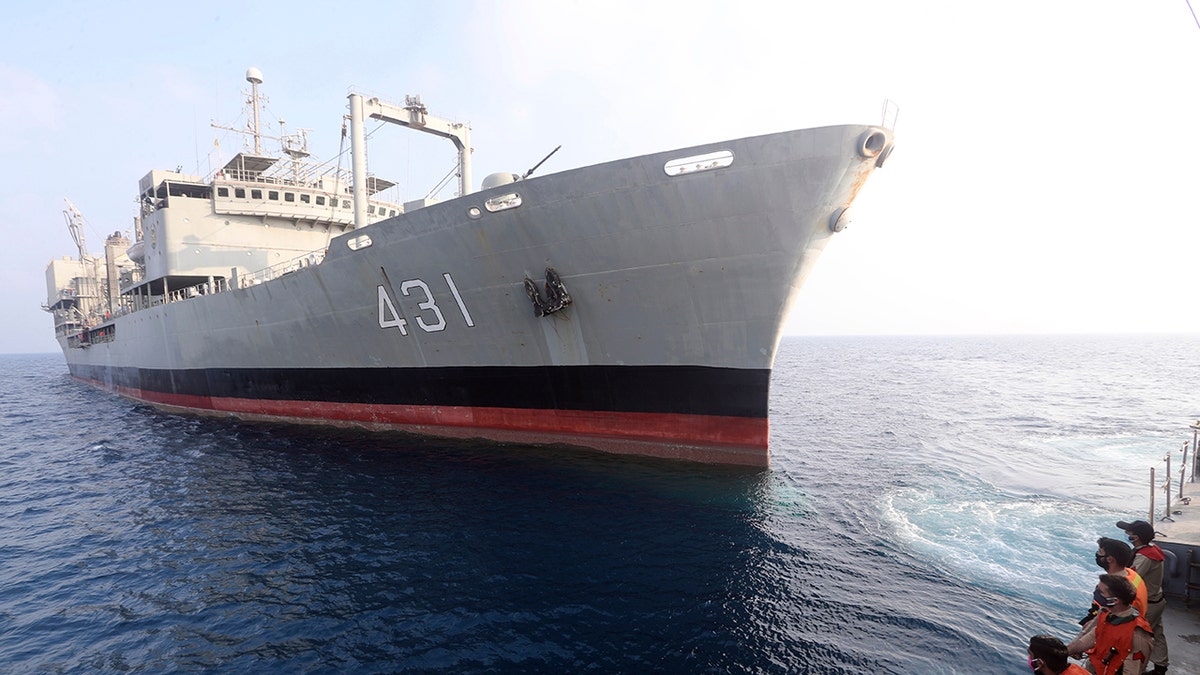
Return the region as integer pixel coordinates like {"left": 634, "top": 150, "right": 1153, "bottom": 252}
{"left": 1147, "top": 422, "right": 1200, "bottom": 525}
{"left": 237, "top": 249, "right": 326, "bottom": 289}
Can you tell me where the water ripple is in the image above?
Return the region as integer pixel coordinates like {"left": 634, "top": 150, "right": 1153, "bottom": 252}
{"left": 2, "top": 336, "right": 1199, "bottom": 672}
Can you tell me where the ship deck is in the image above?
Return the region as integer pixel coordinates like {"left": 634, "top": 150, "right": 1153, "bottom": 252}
{"left": 1142, "top": 479, "right": 1200, "bottom": 673}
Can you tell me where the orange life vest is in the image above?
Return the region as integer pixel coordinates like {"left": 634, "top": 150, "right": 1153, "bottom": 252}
{"left": 1087, "top": 608, "right": 1152, "bottom": 675}
{"left": 1124, "top": 566, "right": 1148, "bottom": 618}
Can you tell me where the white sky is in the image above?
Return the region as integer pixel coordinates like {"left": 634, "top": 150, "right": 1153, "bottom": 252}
{"left": 3, "top": 0, "right": 1199, "bottom": 354}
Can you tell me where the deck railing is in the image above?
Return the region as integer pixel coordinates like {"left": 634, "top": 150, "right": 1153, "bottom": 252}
{"left": 237, "top": 248, "right": 326, "bottom": 288}
{"left": 1150, "top": 436, "right": 1197, "bottom": 525}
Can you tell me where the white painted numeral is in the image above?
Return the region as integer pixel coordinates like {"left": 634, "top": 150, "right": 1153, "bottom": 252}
{"left": 377, "top": 285, "right": 408, "bottom": 334}
{"left": 401, "top": 279, "right": 446, "bottom": 332}
{"left": 443, "top": 273, "right": 475, "bottom": 327}
{"left": 377, "top": 274, "right": 475, "bottom": 335}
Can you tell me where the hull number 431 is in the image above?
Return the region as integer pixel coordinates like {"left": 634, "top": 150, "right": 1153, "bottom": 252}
{"left": 377, "top": 273, "right": 474, "bottom": 335}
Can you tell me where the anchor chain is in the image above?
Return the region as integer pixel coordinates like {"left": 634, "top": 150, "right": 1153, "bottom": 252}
{"left": 524, "top": 267, "right": 572, "bottom": 317}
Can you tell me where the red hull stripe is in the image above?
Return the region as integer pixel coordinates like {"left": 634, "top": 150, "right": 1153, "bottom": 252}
{"left": 79, "top": 377, "right": 770, "bottom": 466}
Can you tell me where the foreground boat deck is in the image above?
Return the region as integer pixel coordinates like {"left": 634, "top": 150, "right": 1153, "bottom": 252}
{"left": 1161, "top": 602, "right": 1200, "bottom": 673}
{"left": 1143, "top": 480, "right": 1200, "bottom": 673}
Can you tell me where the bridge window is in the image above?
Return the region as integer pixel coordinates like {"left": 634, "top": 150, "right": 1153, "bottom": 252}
{"left": 217, "top": 187, "right": 229, "bottom": 197}
{"left": 284, "top": 192, "right": 295, "bottom": 202}
{"left": 316, "top": 196, "right": 326, "bottom": 206}
{"left": 235, "top": 188, "right": 246, "bottom": 198}
{"left": 300, "top": 194, "right": 310, "bottom": 203}
{"left": 268, "top": 191, "right": 279, "bottom": 201}
{"left": 251, "top": 189, "right": 262, "bottom": 199}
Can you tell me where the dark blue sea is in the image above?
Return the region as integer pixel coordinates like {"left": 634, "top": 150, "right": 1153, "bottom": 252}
{"left": 3, "top": 334, "right": 1198, "bottom": 673}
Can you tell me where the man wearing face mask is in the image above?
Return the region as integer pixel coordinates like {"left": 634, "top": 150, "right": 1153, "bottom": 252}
{"left": 1068, "top": 574, "right": 1153, "bottom": 675}
{"left": 1079, "top": 538, "right": 1148, "bottom": 632}
{"left": 1118, "top": 520, "right": 1168, "bottom": 674}
{"left": 1027, "top": 634, "right": 1088, "bottom": 674}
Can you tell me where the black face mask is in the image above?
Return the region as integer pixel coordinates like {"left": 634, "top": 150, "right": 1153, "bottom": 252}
{"left": 1095, "top": 553, "right": 1109, "bottom": 569}
{"left": 1093, "top": 587, "right": 1117, "bottom": 607}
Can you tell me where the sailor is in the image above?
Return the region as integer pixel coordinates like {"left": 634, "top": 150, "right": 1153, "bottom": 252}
{"left": 1118, "top": 520, "right": 1168, "bottom": 674}
{"left": 1079, "top": 538, "right": 1147, "bottom": 632}
{"left": 1027, "top": 634, "right": 1088, "bottom": 674}
{"left": 1067, "top": 574, "right": 1153, "bottom": 675}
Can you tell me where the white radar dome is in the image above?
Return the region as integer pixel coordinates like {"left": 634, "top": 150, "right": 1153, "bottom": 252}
{"left": 481, "top": 172, "right": 520, "bottom": 190}
{"left": 246, "top": 67, "right": 263, "bottom": 84}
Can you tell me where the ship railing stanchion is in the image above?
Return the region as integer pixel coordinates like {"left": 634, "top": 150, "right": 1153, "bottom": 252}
{"left": 1161, "top": 452, "right": 1175, "bottom": 522}
{"left": 1150, "top": 467, "right": 1156, "bottom": 525}
{"left": 1181, "top": 441, "right": 1190, "bottom": 498}
{"left": 1191, "top": 421, "right": 1200, "bottom": 482}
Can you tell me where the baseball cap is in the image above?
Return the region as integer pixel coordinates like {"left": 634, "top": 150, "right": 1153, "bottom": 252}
{"left": 1116, "top": 520, "right": 1155, "bottom": 543}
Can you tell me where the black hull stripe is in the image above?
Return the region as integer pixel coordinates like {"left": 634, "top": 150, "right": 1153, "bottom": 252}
{"left": 67, "top": 364, "right": 771, "bottom": 418}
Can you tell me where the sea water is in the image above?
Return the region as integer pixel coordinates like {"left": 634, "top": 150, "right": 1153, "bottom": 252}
{"left": 1, "top": 334, "right": 1197, "bottom": 673}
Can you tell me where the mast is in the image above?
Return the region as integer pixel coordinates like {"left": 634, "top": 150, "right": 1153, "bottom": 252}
{"left": 246, "top": 67, "right": 264, "bottom": 155}
{"left": 349, "top": 94, "right": 369, "bottom": 229}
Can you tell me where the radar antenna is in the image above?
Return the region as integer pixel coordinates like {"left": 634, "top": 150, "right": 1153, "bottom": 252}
{"left": 213, "top": 68, "right": 310, "bottom": 163}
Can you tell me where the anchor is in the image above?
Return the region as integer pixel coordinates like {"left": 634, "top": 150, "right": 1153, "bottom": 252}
{"left": 524, "top": 267, "right": 572, "bottom": 317}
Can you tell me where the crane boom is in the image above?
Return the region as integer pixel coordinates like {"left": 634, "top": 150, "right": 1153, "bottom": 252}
{"left": 63, "top": 197, "right": 90, "bottom": 262}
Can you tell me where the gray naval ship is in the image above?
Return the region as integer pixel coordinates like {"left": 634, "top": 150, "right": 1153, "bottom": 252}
{"left": 44, "top": 68, "right": 895, "bottom": 467}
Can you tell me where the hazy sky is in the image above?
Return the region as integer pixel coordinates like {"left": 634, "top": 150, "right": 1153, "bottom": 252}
{"left": 3, "top": 1, "right": 1199, "bottom": 354}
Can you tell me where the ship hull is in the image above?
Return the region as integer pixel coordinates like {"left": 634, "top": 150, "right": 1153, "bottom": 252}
{"left": 59, "top": 124, "right": 892, "bottom": 466}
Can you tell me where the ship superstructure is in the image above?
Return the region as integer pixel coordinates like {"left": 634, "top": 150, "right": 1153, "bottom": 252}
{"left": 45, "top": 68, "right": 409, "bottom": 338}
